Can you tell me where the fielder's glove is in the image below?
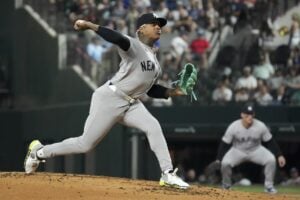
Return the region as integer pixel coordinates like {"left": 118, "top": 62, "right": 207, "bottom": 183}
{"left": 176, "top": 63, "right": 198, "bottom": 101}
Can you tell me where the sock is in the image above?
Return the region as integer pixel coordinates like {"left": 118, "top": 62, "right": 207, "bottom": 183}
{"left": 163, "top": 169, "right": 173, "bottom": 174}
{"left": 36, "top": 148, "right": 45, "bottom": 159}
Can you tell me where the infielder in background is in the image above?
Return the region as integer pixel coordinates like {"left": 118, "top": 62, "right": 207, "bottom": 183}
{"left": 216, "top": 104, "right": 286, "bottom": 194}
{"left": 24, "top": 13, "right": 189, "bottom": 189}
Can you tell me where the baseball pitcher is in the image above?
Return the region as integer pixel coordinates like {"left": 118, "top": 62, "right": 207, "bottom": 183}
{"left": 24, "top": 13, "right": 197, "bottom": 189}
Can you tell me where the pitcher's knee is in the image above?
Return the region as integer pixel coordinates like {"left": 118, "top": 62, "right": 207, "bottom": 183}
{"left": 77, "top": 137, "right": 95, "bottom": 153}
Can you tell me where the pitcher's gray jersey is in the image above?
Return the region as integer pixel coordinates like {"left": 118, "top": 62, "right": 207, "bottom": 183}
{"left": 222, "top": 119, "right": 272, "bottom": 152}
{"left": 110, "top": 36, "right": 161, "bottom": 98}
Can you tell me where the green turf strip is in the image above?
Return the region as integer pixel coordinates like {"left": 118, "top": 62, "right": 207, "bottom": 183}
{"left": 233, "top": 184, "right": 300, "bottom": 195}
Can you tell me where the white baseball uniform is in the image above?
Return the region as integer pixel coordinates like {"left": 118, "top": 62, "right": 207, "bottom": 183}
{"left": 221, "top": 119, "right": 276, "bottom": 188}
{"left": 40, "top": 35, "right": 173, "bottom": 172}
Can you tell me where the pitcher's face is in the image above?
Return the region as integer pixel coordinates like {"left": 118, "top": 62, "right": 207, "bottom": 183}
{"left": 138, "top": 22, "right": 162, "bottom": 41}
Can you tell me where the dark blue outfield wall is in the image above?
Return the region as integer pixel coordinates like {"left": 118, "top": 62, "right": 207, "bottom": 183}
{"left": 0, "top": 105, "right": 300, "bottom": 175}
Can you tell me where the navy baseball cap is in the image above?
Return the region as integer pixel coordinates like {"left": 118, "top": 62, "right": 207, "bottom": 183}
{"left": 241, "top": 104, "right": 255, "bottom": 115}
{"left": 136, "top": 13, "right": 167, "bottom": 29}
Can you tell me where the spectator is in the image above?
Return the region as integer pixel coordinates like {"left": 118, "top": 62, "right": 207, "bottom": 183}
{"left": 112, "top": 0, "right": 126, "bottom": 19}
{"left": 267, "top": 68, "right": 285, "bottom": 91}
{"left": 272, "top": 85, "right": 289, "bottom": 105}
{"left": 86, "top": 36, "right": 109, "bottom": 82}
{"left": 259, "top": 18, "right": 278, "bottom": 51}
{"left": 235, "top": 66, "right": 258, "bottom": 91}
{"left": 205, "top": 0, "right": 219, "bottom": 32}
{"left": 254, "top": 84, "right": 273, "bottom": 105}
{"left": 190, "top": 28, "right": 210, "bottom": 69}
{"left": 289, "top": 13, "right": 300, "bottom": 48}
{"left": 154, "top": 1, "right": 169, "bottom": 18}
{"left": 288, "top": 47, "right": 300, "bottom": 66}
{"left": 135, "top": 0, "right": 151, "bottom": 12}
{"left": 285, "top": 67, "right": 300, "bottom": 89}
{"left": 189, "top": 0, "right": 205, "bottom": 26}
{"left": 235, "top": 88, "right": 250, "bottom": 103}
{"left": 126, "top": 4, "right": 139, "bottom": 36}
{"left": 173, "top": 2, "right": 197, "bottom": 32}
{"left": 116, "top": 19, "right": 128, "bottom": 35}
{"left": 169, "top": 29, "right": 190, "bottom": 67}
{"left": 212, "top": 80, "right": 233, "bottom": 104}
{"left": 281, "top": 167, "right": 300, "bottom": 186}
{"left": 171, "top": 2, "right": 188, "bottom": 22}
{"left": 96, "top": 0, "right": 111, "bottom": 23}
{"left": 253, "top": 53, "right": 275, "bottom": 80}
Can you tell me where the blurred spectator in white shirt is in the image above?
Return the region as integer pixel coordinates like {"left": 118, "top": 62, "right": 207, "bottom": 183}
{"left": 212, "top": 80, "right": 233, "bottom": 103}
{"left": 206, "top": 1, "right": 219, "bottom": 32}
{"left": 267, "top": 68, "right": 285, "bottom": 91}
{"left": 116, "top": 19, "right": 128, "bottom": 35}
{"left": 281, "top": 167, "right": 300, "bottom": 186}
{"left": 285, "top": 67, "right": 300, "bottom": 89}
{"left": 154, "top": 1, "right": 169, "bottom": 18}
{"left": 272, "top": 85, "right": 289, "bottom": 105}
{"left": 135, "top": 0, "right": 151, "bottom": 12}
{"left": 253, "top": 54, "right": 274, "bottom": 80}
{"left": 289, "top": 13, "right": 300, "bottom": 48}
{"left": 169, "top": 29, "right": 190, "bottom": 67}
{"left": 254, "top": 84, "right": 273, "bottom": 105}
{"left": 235, "top": 66, "right": 257, "bottom": 91}
{"left": 235, "top": 88, "right": 250, "bottom": 103}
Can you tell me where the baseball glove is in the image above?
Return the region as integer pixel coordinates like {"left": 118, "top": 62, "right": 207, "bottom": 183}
{"left": 177, "top": 63, "right": 198, "bottom": 101}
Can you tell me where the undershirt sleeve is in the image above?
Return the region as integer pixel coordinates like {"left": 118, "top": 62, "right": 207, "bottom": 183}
{"left": 263, "top": 138, "right": 283, "bottom": 157}
{"left": 216, "top": 140, "right": 231, "bottom": 161}
{"left": 147, "top": 84, "right": 169, "bottom": 99}
{"left": 96, "top": 26, "right": 130, "bottom": 51}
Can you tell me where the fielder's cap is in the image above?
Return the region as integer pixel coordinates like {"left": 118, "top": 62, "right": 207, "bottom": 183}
{"left": 136, "top": 13, "right": 167, "bottom": 29}
{"left": 241, "top": 104, "right": 255, "bottom": 115}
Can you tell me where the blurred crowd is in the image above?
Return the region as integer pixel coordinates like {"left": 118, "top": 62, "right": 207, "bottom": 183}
{"left": 23, "top": 0, "right": 300, "bottom": 107}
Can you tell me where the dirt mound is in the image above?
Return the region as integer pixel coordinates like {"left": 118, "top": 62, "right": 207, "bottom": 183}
{"left": 0, "top": 172, "right": 297, "bottom": 200}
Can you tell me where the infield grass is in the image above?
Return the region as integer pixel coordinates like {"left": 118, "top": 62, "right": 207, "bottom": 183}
{"left": 233, "top": 184, "right": 300, "bottom": 195}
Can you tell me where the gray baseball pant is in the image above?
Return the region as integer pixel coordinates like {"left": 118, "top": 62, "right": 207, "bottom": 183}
{"left": 221, "top": 146, "right": 276, "bottom": 188}
{"left": 41, "top": 83, "right": 173, "bottom": 172}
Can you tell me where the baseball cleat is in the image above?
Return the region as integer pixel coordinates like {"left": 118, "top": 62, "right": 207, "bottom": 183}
{"left": 24, "top": 140, "right": 45, "bottom": 174}
{"left": 222, "top": 183, "right": 231, "bottom": 190}
{"left": 264, "top": 186, "right": 277, "bottom": 194}
{"left": 159, "top": 168, "right": 190, "bottom": 189}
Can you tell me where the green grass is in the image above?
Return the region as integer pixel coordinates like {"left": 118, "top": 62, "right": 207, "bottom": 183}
{"left": 232, "top": 184, "right": 300, "bottom": 195}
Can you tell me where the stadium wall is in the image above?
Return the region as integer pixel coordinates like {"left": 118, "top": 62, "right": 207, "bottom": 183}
{"left": 1, "top": 105, "right": 299, "bottom": 178}
{"left": 0, "top": 104, "right": 128, "bottom": 177}
{"left": 12, "top": 7, "right": 92, "bottom": 107}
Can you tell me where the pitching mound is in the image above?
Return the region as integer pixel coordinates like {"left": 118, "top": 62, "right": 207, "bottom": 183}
{"left": 0, "top": 172, "right": 298, "bottom": 200}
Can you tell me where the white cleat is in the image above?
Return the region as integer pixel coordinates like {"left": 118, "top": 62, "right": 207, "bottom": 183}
{"left": 24, "top": 140, "right": 45, "bottom": 174}
{"left": 264, "top": 186, "right": 278, "bottom": 194}
{"left": 159, "top": 168, "right": 190, "bottom": 189}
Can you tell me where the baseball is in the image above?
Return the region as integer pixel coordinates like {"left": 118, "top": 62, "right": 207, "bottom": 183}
{"left": 74, "top": 20, "right": 85, "bottom": 30}
{"left": 75, "top": 19, "right": 85, "bottom": 25}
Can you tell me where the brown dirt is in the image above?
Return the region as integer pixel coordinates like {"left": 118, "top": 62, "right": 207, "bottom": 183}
{"left": 0, "top": 172, "right": 298, "bottom": 200}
